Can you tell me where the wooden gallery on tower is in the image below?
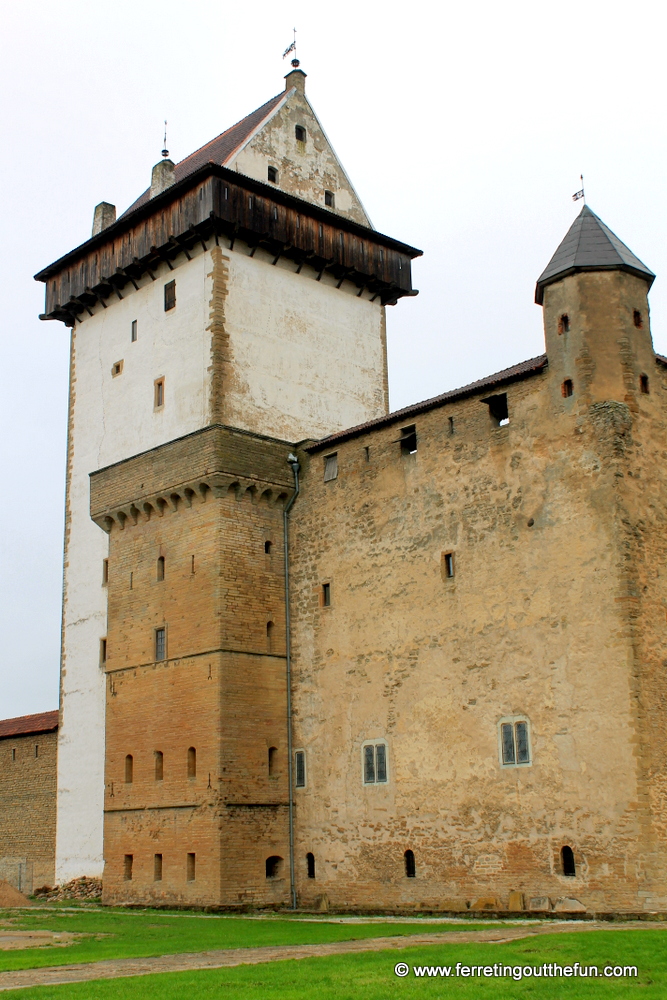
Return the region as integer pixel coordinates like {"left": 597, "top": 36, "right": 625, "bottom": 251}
{"left": 35, "top": 63, "right": 667, "bottom": 914}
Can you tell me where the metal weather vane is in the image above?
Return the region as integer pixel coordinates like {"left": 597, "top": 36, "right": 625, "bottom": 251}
{"left": 283, "top": 27, "right": 297, "bottom": 60}
{"left": 572, "top": 174, "right": 585, "bottom": 203}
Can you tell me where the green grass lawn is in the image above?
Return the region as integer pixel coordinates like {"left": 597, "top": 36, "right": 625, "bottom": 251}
{"left": 7, "top": 929, "right": 666, "bottom": 998}
{"left": 0, "top": 907, "right": 489, "bottom": 972}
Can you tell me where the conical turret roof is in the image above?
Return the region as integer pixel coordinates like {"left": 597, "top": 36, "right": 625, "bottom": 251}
{"left": 535, "top": 204, "right": 654, "bottom": 304}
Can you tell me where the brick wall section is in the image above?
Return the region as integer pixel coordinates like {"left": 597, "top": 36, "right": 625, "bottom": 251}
{"left": 0, "top": 727, "right": 57, "bottom": 891}
{"left": 101, "top": 431, "right": 293, "bottom": 906}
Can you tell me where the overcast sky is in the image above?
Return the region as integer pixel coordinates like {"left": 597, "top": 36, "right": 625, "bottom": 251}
{"left": 2, "top": 0, "right": 666, "bottom": 718}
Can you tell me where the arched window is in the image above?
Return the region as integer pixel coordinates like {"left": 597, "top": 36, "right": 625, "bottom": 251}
{"left": 264, "top": 540, "right": 272, "bottom": 554}
{"left": 268, "top": 746, "right": 277, "bottom": 776}
{"left": 404, "top": 849, "right": 416, "bottom": 878}
{"left": 266, "top": 855, "right": 283, "bottom": 879}
{"left": 157, "top": 556, "right": 165, "bottom": 581}
{"left": 187, "top": 746, "right": 196, "bottom": 778}
{"left": 561, "top": 845, "right": 576, "bottom": 877}
{"left": 124, "top": 754, "right": 133, "bottom": 784}
{"left": 154, "top": 751, "right": 163, "bottom": 781}
{"left": 558, "top": 314, "right": 570, "bottom": 335}
{"left": 306, "top": 852, "right": 315, "bottom": 878}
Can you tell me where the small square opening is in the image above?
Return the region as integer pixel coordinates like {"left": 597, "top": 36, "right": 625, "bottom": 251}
{"left": 482, "top": 393, "right": 509, "bottom": 427}
{"left": 399, "top": 425, "right": 417, "bottom": 455}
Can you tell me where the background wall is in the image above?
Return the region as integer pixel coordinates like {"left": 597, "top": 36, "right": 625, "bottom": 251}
{"left": 2, "top": 0, "right": 666, "bottom": 717}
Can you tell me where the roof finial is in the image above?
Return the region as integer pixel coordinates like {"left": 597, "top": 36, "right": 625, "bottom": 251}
{"left": 283, "top": 27, "right": 298, "bottom": 67}
{"left": 162, "top": 120, "right": 169, "bottom": 159}
{"left": 572, "top": 174, "right": 585, "bottom": 204}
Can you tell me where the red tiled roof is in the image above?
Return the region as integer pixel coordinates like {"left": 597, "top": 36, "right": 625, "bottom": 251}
{"left": 0, "top": 711, "right": 59, "bottom": 739}
{"left": 121, "top": 92, "right": 287, "bottom": 218}
{"left": 304, "top": 355, "right": 549, "bottom": 452}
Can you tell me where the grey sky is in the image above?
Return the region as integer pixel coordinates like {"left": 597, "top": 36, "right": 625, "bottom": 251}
{"left": 1, "top": 0, "right": 665, "bottom": 718}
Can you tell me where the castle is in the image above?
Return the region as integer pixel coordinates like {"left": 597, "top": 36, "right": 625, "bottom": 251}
{"left": 33, "top": 64, "right": 667, "bottom": 913}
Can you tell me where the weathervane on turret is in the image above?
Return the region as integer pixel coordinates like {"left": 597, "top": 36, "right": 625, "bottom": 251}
{"left": 162, "top": 121, "right": 169, "bottom": 159}
{"left": 572, "top": 174, "right": 585, "bottom": 204}
{"left": 283, "top": 27, "right": 299, "bottom": 67}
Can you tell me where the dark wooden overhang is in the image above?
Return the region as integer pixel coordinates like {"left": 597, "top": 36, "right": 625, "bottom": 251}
{"left": 35, "top": 163, "right": 422, "bottom": 327}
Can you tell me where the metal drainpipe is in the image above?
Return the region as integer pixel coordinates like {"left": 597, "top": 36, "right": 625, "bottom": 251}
{"left": 284, "top": 453, "right": 300, "bottom": 910}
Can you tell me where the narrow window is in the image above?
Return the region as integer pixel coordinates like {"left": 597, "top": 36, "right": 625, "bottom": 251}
{"left": 102, "top": 559, "right": 109, "bottom": 585}
{"left": 264, "top": 541, "right": 272, "bottom": 554}
{"left": 111, "top": 360, "right": 123, "bottom": 377}
{"left": 266, "top": 855, "right": 283, "bottom": 878}
{"left": 268, "top": 746, "right": 277, "bottom": 776}
{"left": 155, "top": 750, "right": 163, "bottom": 781}
{"left": 561, "top": 845, "right": 576, "bottom": 877}
{"left": 483, "top": 393, "right": 509, "bottom": 427}
{"left": 364, "top": 446, "right": 370, "bottom": 461}
{"left": 404, "top": 849, "right": 416, "bottom": 878}
{"left": 131, "top": 319, "right": 138, "bottom": 342}
{"left": 322, "top": 582, "right": 331, "bottom": 607}
{"left": 157, "top": 556, "right": 165, "bottom": 581}
{"left": 325, "top": 190, "right": 335, "bottom": 207}
{"left": 501, "top": 723, "right": 516, "bottom": 764}
{"left": 295, "top": 750, "right": 306, "bottom": 788}
{"left": 155, "top": 627, "right": 166, "bottom": 661}
{"left": 34, "top": 744, "right": 39, "bottom": 758}
{"left": 442, "top": 552, "right": 455, "bottom": 579}
{"left": 154, "top": 854, "right": 163, "bottom": 881}
{"left": 363, "top": 744, "right": 375, "bottom": 783}
{"left": 323, "top": 453, "right": 338, "bottom": 482}
{"left": 400, "top": 424, "right": 417, "bottom": 455}
{"left": 11, "top": 748, "right": 16, "bottom": 762}
{"left": 191, "top": 555, "right": 196, "bottom": 574}
{"left": 164, "top": 279, "right": 176, "bottom": 311}
{"left": 448, "top": 416, "right": 454, "bottom": 435}
{"left": 306, "top": 852, "right": 315, "bottom": 878}
{"left": 125, "top": 754, "right": 133, "bottom": 784}
{"left": 318, "top": 224, "right": 323, "bottom": 239}
{"left": 186, "top": 852, "right": 196, "bottom": 881}
{"left": 266, "top": 621, "right": 274, "bottom": 653}
{"left": 154, "top": 378, "right": 165, "bottom": 408}
{"left": 295, "top": 125, "right": 306, "bottom": 143}
{"left": 100, "top": 638, "right": 107, "bottom": 664}
{"left": 248, "top": 196, "right": 253, "bottom": 210}
{"left": 187, "top": 746, "right": 196, "bottom": 778}
{"left": 124, "top": 854, "right": 133, "bottom": 880}
{"left": 375, "top": 744, "right": 387, "bottom": 782}
{"left": 515, "top": 721, "right": 530, "bottom": 763}
{"left": 562, "top": 379, "right": 573, "bottom": 398}
{"left": 267, "top": 166, "right": 278, "bottom": 184}
{"left": 363, "top": 742, "right": 388, "bottom": 784}
{"left": 558, "top": 313, "right": 570, "bottom": 335}
{"left": 500, "top": 719, "right": 531, "bottom": 766}
{"left": 640, "top": 373, "right": 650, "bottom": 394}
{"left": 129, "top": 571, "right": 133, "bottom": 590}
{"left": 634, "top": 309, "right": 643, "bottom": 329}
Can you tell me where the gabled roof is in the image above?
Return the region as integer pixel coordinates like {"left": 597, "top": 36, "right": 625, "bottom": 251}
{"left": 121, "top": 91, "right": 288, "bottom": 218}
{"left": 0, "top": 710, "right": 58, "bottom": 739}
{"left": 535, "top": 205, "right": 655, "bottom": 304}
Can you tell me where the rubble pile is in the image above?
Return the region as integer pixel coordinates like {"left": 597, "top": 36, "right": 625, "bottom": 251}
{"left": 33, "top": 877, "right": 102, "bottom": 901}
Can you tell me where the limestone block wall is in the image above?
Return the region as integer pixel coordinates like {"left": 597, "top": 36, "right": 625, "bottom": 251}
{"left": 0, "top": 730, "right": 57, "bottom": 891}
{"left": 289, "top": 348, "right": 667, "bottom": 912}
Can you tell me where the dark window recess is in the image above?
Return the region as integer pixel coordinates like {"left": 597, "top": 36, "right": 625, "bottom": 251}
{"left": 483, "top": 393, "right": 509, "bottom": 427}
{"left": 501, "top": 721, "right": 530, "bottom": 765}
{"left": 399, "top": 424, "right": 417, "bottom": 455}
{"left": 264, "top": 540, "right": 272, "bottom": 554}
{"left": 448, "top": 416, "right": 454, "bottom": 435}
{"left": 404, "top": 849, "right": 416, "bottom": 878}
{"left": 364, "top": 743, "right": 388, "bottom": 784}
{"left": 191, "top": 555, "right": 196, "bottom": 574}
{"left": 124, "top": 854, "right": 133, "bottom": 880}
{"left": 155, "top": 627, "right": 166, "bottom": 661}
{"left": 266, "top": 621, "right": 274, "bottom": 652}
{"left": 100, "top": 638, "right": 107, "bottom": 664}
{"left": 295, "top": 750, "right": 306, "bottom": 787}
{"left": 318, "top": 224, "right": 324, "bottom": 239}
{"left": 248, "top": 196, "right": 253, "bottom": 210}
{"left": 155, "top": 750, "right": 163, "bottom": 781}
{"left": 295, "top": 125, "right": 306, "bottom": 142}
{"left": 268, "top": 746, "right": 277, "bottom": 776}
{"left": 154, "top": 854, "right": 163, "bottom": 881}
{"left": 561, "top": 845, "right": 576, "bottom": 876}
{"left": 364, "top": 446, "right": 370, "bottom": 461}
{"left": 155, "top": 379, "right": 165, "bottom": 408}
{"left": 558, "top": 314, "right": 570, "bottom": 334}
{"left": 125, "top": 754, "right": 133, "bottom": 784}
{"left": 187, "top": 746, "right": 196, "bottom": 778}
{"left": 266, "top": 855, "right": 283, "bottom": 878}
{"left": 640, "top": 373, "right": 650, "bottom": 394}
{"left": 322, "top": 582, "right": 331, "bottom": 607}
{"left": 267, "top": 166, "right": 278, "bottom": 184}
{"left": 634, "top": 309, "right": 643, "bottom": 329}
{"left": 562, "top": 379, "right": 573, "bottom": 398}
{"left": 131, "top": 320, "right": 138, "bottom": 342}
{"left": 102, "top": 559, "right": 109, "bottom": 585}
{"left": 11, "top": 748, "right": 15, "bottom": 762}
{"left": 34, "top": 744, "right": 39, "bottom": 758}
{"left": 157, "top": 556, "right": 165, "bottom": 581}
{"left": 442, "top": 552, "right": 455, "bottom": 579}
{"left": 164, "top": 280, "right": 176, "bottom": 311}
{"left": 323, "top": 453, "right": 338, "bottom": 482}
{"left": 306, "top": 852, "right": 315, "bottom": 878}
{"left": 187, "top": 852, "right": 196, "bottom": 881}
{"left": 325, "top": 190, "right": 335, "bottom": 207}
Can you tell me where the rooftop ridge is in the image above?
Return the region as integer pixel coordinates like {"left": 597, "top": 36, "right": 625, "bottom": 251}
{"left": 0, "top": 710, "right": 59, "bottom": 739}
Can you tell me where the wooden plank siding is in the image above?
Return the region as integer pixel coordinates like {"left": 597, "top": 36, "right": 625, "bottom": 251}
{"left": 35, "top": 166, "right": 422, "bottom": 326}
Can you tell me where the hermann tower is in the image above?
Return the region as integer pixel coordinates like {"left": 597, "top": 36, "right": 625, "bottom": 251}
{"left": 35, "top": 66, "right": 420, "bottom": 900}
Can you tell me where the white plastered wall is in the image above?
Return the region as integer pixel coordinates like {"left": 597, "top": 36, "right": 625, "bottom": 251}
{"left": 56, "top": 252, "right": 211, "bottom": 881}
{"left": 222, "top": 248, "right": 388, "bottom": 441}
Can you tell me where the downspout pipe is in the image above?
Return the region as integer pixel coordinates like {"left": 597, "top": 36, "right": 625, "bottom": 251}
{"left": 284, "top": 453, "right": 300, "bottom": 910}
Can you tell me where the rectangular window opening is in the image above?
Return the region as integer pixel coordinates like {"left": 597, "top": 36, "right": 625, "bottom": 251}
{"left": 154, "top": 854, "right": 163, "bottom": 881}
{"left": 164, "top": 280, "right": 176, "bottom": 311}
{"left": 155, "top": 627, "right": 166, "bottom": 662}
{"left": 124, "top": 854, "right": 133, "bottom": 880}
{"left": 482, "top": 393, "right": 509, "bottom": 427}
{"left": 102, "top": 559, "right": 109, "bottom": 585}
{"left": 186, "top": 852, "right": 196, "bottom": 881}
{"left": 295, "top": 750, "right": 306, "bottom": 788}
{"left": 399, "top": 424, "right": 417, "bottom": 455}
{"left": 323, "top": 453, "right": 338, "bottom": 482}
{"left": 500, "top": 720, "right": 531, "bottom": 766}
{"left": 363, "top": 743, "right": 388, "bottom": 784}
{"left": 442, "top": 552, "right": 455, "bottom": 579}
{"left": 154, "top": 378, "right": 165, "bottom": 409}
{"left": 131, "top": 320, "right": 138, "bottom": 342}
{"left": 34, "top": 744, "right": 39, "bottom": 758}
{"left": 100, "top": 638, "right": 107, "bottom": 664}
{"left": 321, "top": 583, "right": 331, "bottom": 607}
